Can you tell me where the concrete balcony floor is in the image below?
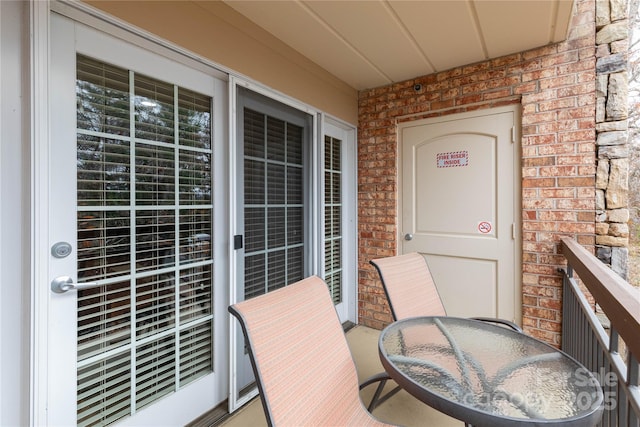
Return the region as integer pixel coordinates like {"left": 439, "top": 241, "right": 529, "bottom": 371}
{"left": 219, "top": 325, "right": 461, "bottom": 427}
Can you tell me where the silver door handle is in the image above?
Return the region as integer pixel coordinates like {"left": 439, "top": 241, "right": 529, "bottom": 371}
{"left": 404, "top": 233, "right": 413, "bottom": 241}
{"left": 51, "top": 276, "right": 100, "bottom": 293}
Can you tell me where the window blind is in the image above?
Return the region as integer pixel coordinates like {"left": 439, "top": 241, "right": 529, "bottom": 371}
{"left": 75, "top": 55, "right": 214, "bottom": 426}
{"left": 324, "top": 136, "right": 343, "bottom": 304}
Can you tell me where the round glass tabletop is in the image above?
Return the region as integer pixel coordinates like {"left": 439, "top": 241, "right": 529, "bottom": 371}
{"left": 379, "top": 316, "right": 604, "bottom": 426}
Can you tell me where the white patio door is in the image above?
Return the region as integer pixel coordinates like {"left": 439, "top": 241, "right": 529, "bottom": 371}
{"left": 228, "top": 92, "right": 357, "bottom": 411}
{"left": 48, "top": 14, "right": 227, "bottom": 426}
{"left": 231, "top": 87, "right": 315, "bottom": 407}
{"left": 399, "top": 106, "right": 521, "bottom": 323}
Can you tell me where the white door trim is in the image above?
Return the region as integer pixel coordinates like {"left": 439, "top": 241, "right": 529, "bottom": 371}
{"left": 29, "top": 0, "right": 52, "bottom": 424}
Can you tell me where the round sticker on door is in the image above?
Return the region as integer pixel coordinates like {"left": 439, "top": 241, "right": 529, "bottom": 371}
{"left": 478, "top": 221, "right": 492, "bottom": 234}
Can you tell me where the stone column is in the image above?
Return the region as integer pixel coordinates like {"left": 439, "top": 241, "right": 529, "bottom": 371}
{"left": 629, "top": 0, "right": 640, "bottom": 284}
{"left": 594, "top": 0, "right": 631, "bottom": 279}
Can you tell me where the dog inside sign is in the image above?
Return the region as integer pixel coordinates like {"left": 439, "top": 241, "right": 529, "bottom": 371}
{"left": 437, "top": 151, "right": 469, "bottom": 168}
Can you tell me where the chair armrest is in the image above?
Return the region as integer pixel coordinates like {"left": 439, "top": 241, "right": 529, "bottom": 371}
{"left": 471, "top": 317, "right": 523, "bottom": 333}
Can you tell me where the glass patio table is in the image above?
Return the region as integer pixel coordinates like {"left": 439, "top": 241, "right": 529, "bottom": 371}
{"left": 379, "top": 316, "right": 604, "bottom": 427}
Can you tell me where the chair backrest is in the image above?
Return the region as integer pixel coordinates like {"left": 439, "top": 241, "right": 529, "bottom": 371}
{"left": 229, "top": 276, "right": 391, "bottom": 427}
{"left": 370, "top": 252, "right": 447, "bottom": 320}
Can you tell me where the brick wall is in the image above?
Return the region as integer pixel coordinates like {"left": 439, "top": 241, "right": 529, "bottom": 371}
{"left": 357, "top": 0, "right": 597, "bottom": 346}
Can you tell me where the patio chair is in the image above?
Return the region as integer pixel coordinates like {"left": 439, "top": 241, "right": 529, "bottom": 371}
{"left": 369, "top": 252, "right": 522, "bottom": 331}
{"left": 228, "top": 275, "right": 398, "bottom": 427}
{"left": 367, "top": 253, "right": 522, "bottom": 425}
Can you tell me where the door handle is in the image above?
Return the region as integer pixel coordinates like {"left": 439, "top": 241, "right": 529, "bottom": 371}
{"left": 51, "top": 276, "right": 100, "bottom": 294}
{"left": 404, "top": 233, "right": 413, "bottom": 241}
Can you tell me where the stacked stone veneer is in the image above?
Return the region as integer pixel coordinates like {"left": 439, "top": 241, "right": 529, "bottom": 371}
{"left": 595, "top": 0, "right": 631, "bottom": 278}
{"left": 631, "top": 0, "right": 640, "bottom": 283}
{"left": 358, "top": 0, "right": 597, "bottom": 346}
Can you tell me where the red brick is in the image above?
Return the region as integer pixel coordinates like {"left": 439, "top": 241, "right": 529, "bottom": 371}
{"left": 523, "top": 134, "right": 558, "bottom": 146}
{"left": 522, "top": 111, "right": 557, "bottom": 125}
{"left": 539, "top": 211, "right": 578, "bottom": 221}
{"left": 557, "top": 83, "right": 595, "bottom": 97}
{"left": 556, "top": 198, "right": 595, "bottom": 210}
{"left": 523, "top": 306, "right": 560, "bottom": 321}
{"left": 539, "top": 165, "right": 578, "bottom": 176}
{"left": 522, "top": 177, "right": 556, "bottom": 188}
{"left": 523, "top": 285, "right": 557, "bottom": 297}
{"left": 522, "top": 198, "right": 555, "bottom": 209}
{"left": 539, "top": 188, "right": 576, "bottom": 198}
{"left": 523, "top": 156, "right": 556, "bottom": 167}
{"left": 557, "top": 154, "right": 597, "bottom": 165}
{"left": 455, "top": 94, "right": 483, "bottom": 105}
{"left": 538, "top": 143, "right": 577, "bottom": 155}
{"left": 539, "top": 75, "right": 577, "bottom": 90}
{"left": 484, "top": 88, "right": 513, "bottom": 100}
{"left": 523, "top": 241, "right": 556, "bottom": 254}
{"left": 558, "top": 177, "right": 595, "bottom": 187}
{"left": 514, "top": 81, "right": 538, "bottom": 94}
{"left": 522, "top": 68, "right": 557, "bottom": 82}
{"left": 538, "top": 97, "right": 576, "bottom": 112}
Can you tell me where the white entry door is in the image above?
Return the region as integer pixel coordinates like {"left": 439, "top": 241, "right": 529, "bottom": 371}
{"left": 399, "top": 106, "right": 521, "bottom": 323}
{"left": 47, "top": 14, "right": 227, "bottom": 426}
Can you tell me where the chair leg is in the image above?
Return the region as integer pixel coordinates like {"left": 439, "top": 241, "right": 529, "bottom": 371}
{"left": 368, "top": 378, "right": 388, "bottom": 411}
{"left": 359, "top": 372, "right": 402, "bottom": 412}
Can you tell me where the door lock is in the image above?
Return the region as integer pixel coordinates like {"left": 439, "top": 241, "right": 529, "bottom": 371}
{"left": 51, "top": 242, "right": 72, "bottom": 259}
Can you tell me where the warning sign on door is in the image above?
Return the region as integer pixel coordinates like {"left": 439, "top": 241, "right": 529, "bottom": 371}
{"left": 478, "top": 221, "right": 492, "bottom": 234}
{"left": 437, "top": 151, "right": 469, "bottom": 168}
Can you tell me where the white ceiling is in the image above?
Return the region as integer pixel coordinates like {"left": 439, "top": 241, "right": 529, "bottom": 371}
{"left": 223, "top": 0, "right": 575, "bottom": 90}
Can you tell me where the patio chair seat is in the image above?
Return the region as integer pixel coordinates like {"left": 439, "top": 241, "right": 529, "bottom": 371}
{"left": 229, "top": 276, "right": 398, "bottom": 427}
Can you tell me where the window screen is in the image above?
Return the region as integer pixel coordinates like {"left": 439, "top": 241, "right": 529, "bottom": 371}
{"left": 243, "top": 108, "right": 305, "bottom": 299}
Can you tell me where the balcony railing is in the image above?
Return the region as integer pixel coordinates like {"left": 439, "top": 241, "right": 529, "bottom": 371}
{"left": 560, "top": 237, "right": 640, "bottom": 427}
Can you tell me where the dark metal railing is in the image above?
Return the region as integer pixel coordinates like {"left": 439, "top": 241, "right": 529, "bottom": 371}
{"left": 560, "top": 237, "right": 640, "bottom": 427}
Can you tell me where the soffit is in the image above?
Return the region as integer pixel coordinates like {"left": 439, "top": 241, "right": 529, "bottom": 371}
{"left": 221, "top": 0, "right": 575, "bottom": 91}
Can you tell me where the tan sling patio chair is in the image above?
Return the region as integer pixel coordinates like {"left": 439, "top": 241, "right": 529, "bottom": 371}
{"left": 228, "top": 276, "right": 399, "bottom": 427}
{"left": 370, "top": 252, "right": 522, "bottom": 331}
